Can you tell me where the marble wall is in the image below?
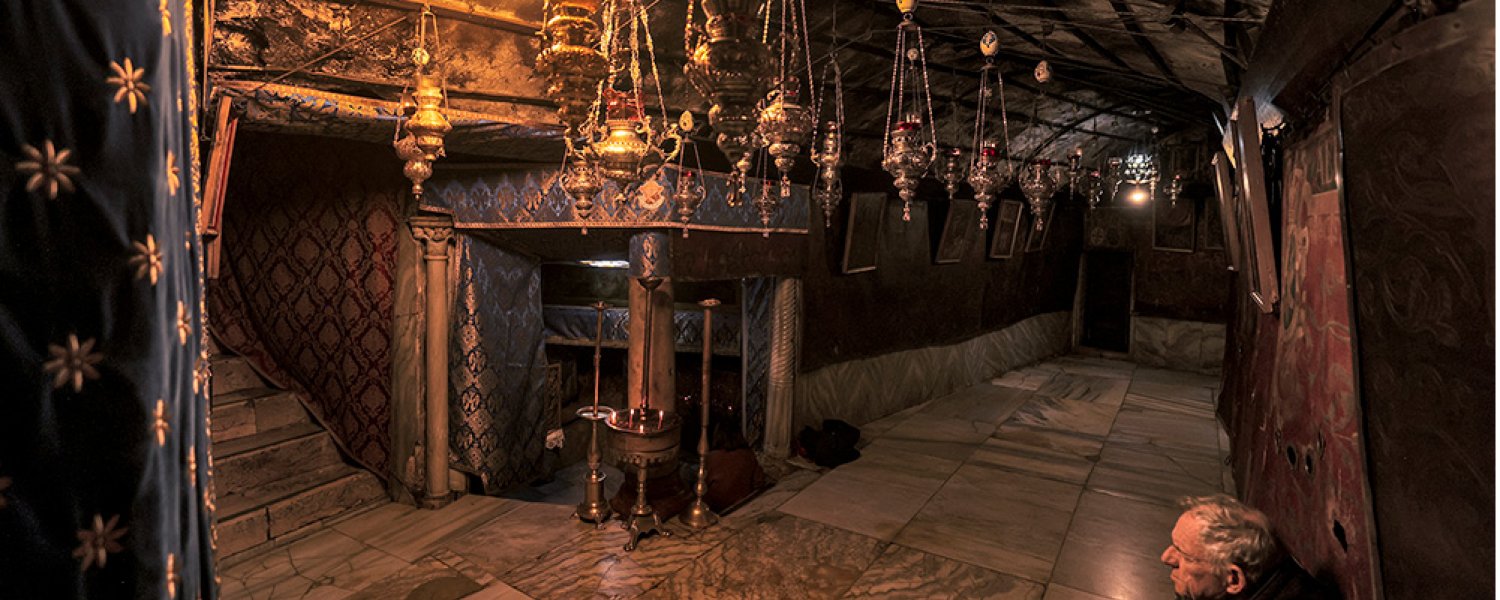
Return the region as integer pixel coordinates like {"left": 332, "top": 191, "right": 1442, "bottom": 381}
{"left": 1129, "top": 316, "right": 1224, "bottom": 376}
{"left": 793, "top": 312, "right": 1072, "bottom": 432}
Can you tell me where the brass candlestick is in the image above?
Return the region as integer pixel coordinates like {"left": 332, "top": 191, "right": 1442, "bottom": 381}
{"left": 575, "top": 301, "right": 615, "bottom": 526}
{"left": 680, "top": 298, "right": 720, "bottom": 529}
{"left": 623, "top": 460, "right": 669, "bottom": 551}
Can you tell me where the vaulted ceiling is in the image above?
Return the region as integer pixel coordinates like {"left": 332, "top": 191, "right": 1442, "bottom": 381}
{"left": 209, "top": 0, "right": 1270, "bottom": 169}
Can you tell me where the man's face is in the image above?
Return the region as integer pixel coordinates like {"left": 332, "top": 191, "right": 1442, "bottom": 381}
{"left": 1161, "top": 512, "right": 1230, "bottom": 600}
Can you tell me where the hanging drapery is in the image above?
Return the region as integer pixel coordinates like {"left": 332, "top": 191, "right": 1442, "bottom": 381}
{"left": 0, "top": 2, "right": 216, "bottom": 598}
{"left": 449, "top": 234, "right": 550, "bottom": 493}
{"left": 204, "top": 133, "right": 403, "bottom": 480}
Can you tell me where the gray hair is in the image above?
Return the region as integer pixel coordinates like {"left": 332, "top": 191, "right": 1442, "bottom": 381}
{"left": 1179, "top": 494, "right": 1282, "bottom": 583}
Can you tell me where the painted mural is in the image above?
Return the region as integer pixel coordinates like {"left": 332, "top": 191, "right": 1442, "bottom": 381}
{"left": 1254, "top": 119, "right": 1379, "bottom": 600}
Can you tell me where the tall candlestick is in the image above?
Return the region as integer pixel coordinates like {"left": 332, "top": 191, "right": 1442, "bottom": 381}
{"left": 680, "top": 298, "right": 720, "bottom": 529}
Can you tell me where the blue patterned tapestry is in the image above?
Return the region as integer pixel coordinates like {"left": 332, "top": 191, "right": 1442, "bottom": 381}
{"left": 543, "top": 305, "right": 742, "bottom": 355}
{"left": 0, "top": 2, "right": 217, "bottom": 597}
{"left": 424, "top": 165, "right": 811, "bottom": 234}
{"left": 449, "top": 235, "right": 549, "bottom": 493}
{"left": 741, "top": 277, "right": 775, "bottom": 448}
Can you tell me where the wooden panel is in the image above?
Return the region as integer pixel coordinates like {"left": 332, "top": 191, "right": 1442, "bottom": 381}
{"left": 1337, "top": 4, "right": 1494, "bottom": 598}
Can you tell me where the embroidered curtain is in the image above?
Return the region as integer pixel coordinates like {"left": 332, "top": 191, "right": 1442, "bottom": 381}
{"left": 449, "top": 234, "right": 549, "bottom": 493}
{"left": 0, "top": 2, "right": 217, "bottom": 598}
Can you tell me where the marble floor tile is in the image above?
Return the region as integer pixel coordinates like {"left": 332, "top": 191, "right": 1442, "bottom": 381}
{"left": 778, "top": 445, "right": 962, "bottom": 542}
{"left": 894, "top": 464, "right": 1083, "bottom": 582}
{"left": 918, "top": 384, "right": 1033, "bottom": 425}
{"left": 1044, "top": 356, "right": 1137, "bottom": 380}
{"left": 461, "top": 582, "right": 534, "bottom": 600}
{"left": 859, "top": 400, "right": 933, "bottom": 439}
{"left": 1033, "top": 374, "right": 1130, "bottom": 406}
{"left": 643, "top": 513, "right": 887, "bottom": 600}
{"left": 1106, "top": 404, "right": 1221, "bottom": 463}
{"left": 442, "top": 501, "right": 598, "bottom": 579}
{"left": 1049, "top": 491, "right": 1179, "bottom": 600}
{"left": 334, "top": 494, "right": 521, "bottom": 563}
{"left": 967, "top": 432, "right": 1099, "bottom": 486}
{"left": 1041, "top": 583, "right": 1114, "bottom": 600}
{"left": 868, "top": 413, "right": 996, "bottom": 462}
{"left": 220, "top": 528, "right": 408, "bottom": 600}
{"left": 506, "top": 460, "right": 625, "bottom": 506}
{"left": 718, "top": 468, "right": 822, "bottom": 531}
{"left": 1120, "top": 391, "right": 1217, "bottom": 420}
{"left": 1086, "top": 445, "right": 1225, "bottom": 507}
{"left": 500, "top": 514, "right": 727, "bottom": 599}
{"left": 1131, "top": 367, "right": 1221, "bottom": 390}
{"left": 1004, "top": 395, "right": 1122, "bottom": 438}
{"left": 841, "top": 544, "right": 1044, "bottom": 599}
{"left": 991, "top": 366, "right": 1058, "bottom": 390}
{"left": 345, "top": 556, "right": 483, "bottom": 600}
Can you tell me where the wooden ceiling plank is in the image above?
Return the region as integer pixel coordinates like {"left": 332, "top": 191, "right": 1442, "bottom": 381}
{"left": 1107, "top": 0, "right": 1185, "bottom": 85}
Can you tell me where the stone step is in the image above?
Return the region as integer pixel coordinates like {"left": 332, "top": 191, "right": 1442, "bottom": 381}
{"left": 216, "top": 422, "right": 340, "bottom": 494}
{"left": 211, "top": 387, "right": 308, "bottom": 443}
{"left": 212, "top": 355, "right": 265, "bottom": 396}
{"left": 215, "top": 463, "right": 387, "bottom": 558}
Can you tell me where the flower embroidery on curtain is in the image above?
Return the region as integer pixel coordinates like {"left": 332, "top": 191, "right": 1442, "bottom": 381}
{"left": 131, "top": 234, "right": 163, "bottom": 285}
{"left": 43, "top": 334, "right": 103, "bottom": 392}
{"left": 107, "top": 58, "right": 149, "bottom": 114}
{"left": 73, "top": 514, "right": 127, "bottom": 571}
{"left": 16, "top": 141, "right": 80, "bottom": 200}
{"left": 176, "top": 301, "right": 191, "bottom": 345}
{"left": 166, "top": 150, "right": 180, "bottom": 194}
{"left": 153, "top": 399, "right": 170, "bottom": 446}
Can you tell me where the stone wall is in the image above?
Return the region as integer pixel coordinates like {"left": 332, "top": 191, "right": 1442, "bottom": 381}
{"left": 792, "top": 312, "right": 1071, "bottom": 432}
{"left": 1129, "top": 316, "right": 1225, "bottom": 375}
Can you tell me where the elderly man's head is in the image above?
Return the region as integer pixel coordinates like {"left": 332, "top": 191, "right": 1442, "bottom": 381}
{"left": 1161, "top": 495, "right": 1281, "bottom": 600}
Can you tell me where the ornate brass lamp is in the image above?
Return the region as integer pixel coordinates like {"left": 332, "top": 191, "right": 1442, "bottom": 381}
{"left": 966, "top": 30, "right": 1014, "bottom": 230}
{"left": 1019, "top": 159, "right": 1058, "bottom": 231}
{"left": 684, "top": 0, "right": 769, "bottom": 188}
{"left": 967, "top": 142, "right": 1007, "bottom": 229}
{"left": 758, "top": 89, "right": 814, "bottom": 204}
{"left": 562, "top": 157, "right": 604, "bottom": 230}
{"left": 575, "top": 2, "right": 685, "bottom": 190}
{"left": 674, "top": 169, "right": 705, "bottom": 230}
{"left": 537, "top": 0, "right": 609, "bottom": 134}
{"left": 810, "top": 121, "right": 843, "bottom": 228}
{"left": 937, "top": 147, "right": 965, "bottom": 201}
{"left": 393, "top": 5, "right": 450, "bottom": 200}
{"left": 882, "top": 1, "right": 939, "bottom": 222}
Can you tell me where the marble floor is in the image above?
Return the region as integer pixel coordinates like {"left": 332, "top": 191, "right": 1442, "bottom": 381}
{"left": 220, "top": 355, "right": 1232, "bottom": 600}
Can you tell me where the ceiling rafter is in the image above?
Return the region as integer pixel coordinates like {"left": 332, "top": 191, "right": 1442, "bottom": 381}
{"left": 1028, "top": 0, "right": 1135, "bottom": 72}
{"left": 1107, "top": 0, "right": 1184, "bottom": 85}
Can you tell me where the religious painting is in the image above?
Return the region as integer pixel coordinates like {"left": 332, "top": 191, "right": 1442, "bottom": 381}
{"left": 934, "top": 200, "right": 980, "bottom": 264}
{"left": 1152, "top": 195, "right": 1196, "bottom": 252}
{"left": 842, "top": 192, "right": 884, "bottom": 274}
{"left": 1024, "top": 205, "right": 1052, "bottom": 253}
{"left": 988, "top": 200, "right": 1025, "bottom": 259}
{"left": 1260, "top": 112, "right": 1381, "bottom": 600}
{"left": 1212, "top": 152, "right": 1242, "bottom": 269}
{"left": 1233, "top": 96, "right": 1279, "bottom": 312}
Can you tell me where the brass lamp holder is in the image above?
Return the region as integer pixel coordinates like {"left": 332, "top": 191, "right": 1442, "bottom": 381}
{"left": 574, "top": 301, "right": 615, "bottom": 525}
{"left": 679, "top": 298, "right": 720, "bottom": 529}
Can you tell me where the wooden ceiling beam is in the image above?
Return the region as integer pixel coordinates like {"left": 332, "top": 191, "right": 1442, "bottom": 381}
{"left": 1108, "top": 0, "right": 1185, "bottom": 85}
{"left": 1029, "top": 0, "right": 1136, "bottom": 72}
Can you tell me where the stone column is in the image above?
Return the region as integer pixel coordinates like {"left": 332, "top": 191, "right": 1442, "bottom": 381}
{"left": 765, "top": 277, "right": 802, "bottom": 458}
{"left": 625, "top": 232, "right": 675, "bottom": 413}
{"left": 411, "top": 216, "right": 454, "bottom": 509}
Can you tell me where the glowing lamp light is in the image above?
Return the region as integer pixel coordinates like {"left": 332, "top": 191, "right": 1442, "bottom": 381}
{"left": 1127, "top": 187, "right": 1150, "bottom": 204}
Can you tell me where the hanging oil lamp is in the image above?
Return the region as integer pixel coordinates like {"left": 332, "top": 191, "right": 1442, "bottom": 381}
{"left": 577, "top": 0, "right": 684, "bottom": 190}
{"left": 1019, "top": 159, "right": 1058, "bottom": 231}
{"left": 758, "top": 87, "right": 814, "bottom": 204}
{"left": 967, "top": 142, "right": 1005, "bottom": 229}
{"left": 536, "top": 0, "right": 608, "bottom": 134}
{"left": 684, "top": 0, "right": 769, "bottom": 185}
{"left": 1067, "top": 146, "right": 1084, "bottom": 197}
{"left": 563, "top": 157, "right": 604, "bottom": 231}
{"left": 937, "top": 147, "right": 965, "bottom": 200}
{"left": 673, "top": 170, "right": 705, "bottom": 231}
{"left": 393, "top": 5, "right": 449, "bottom": 199}
{"left": 883, "top": 2, "right": 939, "bottom": 222}
{"left": 1165, "top": 173, "right": 1184, "bottom": 206}
{"left": 753, "top": 170, "right": 777, "bottom": 237}
{"left": 811, "top": 121, "right": 843, "bottom": 228}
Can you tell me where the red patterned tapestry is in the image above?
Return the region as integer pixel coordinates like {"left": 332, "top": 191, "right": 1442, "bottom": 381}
{"left": 206, "top": 132, "right": 402, "bottom": 479}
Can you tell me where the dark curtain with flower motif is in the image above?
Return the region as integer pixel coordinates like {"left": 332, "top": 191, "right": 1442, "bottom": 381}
{"left": 0, "top": 1, "right": 217, "bottom": 598}
{"left": 449, "top": 234, "right": 549, "bottom": 493}
{"left": 204, "top": 132, "right": 403, "bottom": 480}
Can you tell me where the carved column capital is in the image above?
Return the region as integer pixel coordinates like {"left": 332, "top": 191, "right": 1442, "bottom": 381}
{"left": 410, "top": 216, "right": 454, "bottom": 254}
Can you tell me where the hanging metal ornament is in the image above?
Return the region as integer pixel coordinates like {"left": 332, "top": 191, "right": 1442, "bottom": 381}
{"left": 1019, "top": 159, "right": 1057, "bottom": 231}
{"left": 881, "top": 1, "right": 938, "bottom": 222}
{"left": 752, "top": 154, "right": 777, "bottom": 236}
{"left": 393, "top": 4, "right": 450, "bottom": 200}
{"left": 672, "top": 113, "right": 708, "bottom": 235}
{"left": 1085, "top": 168, "right": 1104, "bottom": 210}
{"left": 537, "top": 0, "right": 609, "bottom": 134}
{"left": 967, "top": 30, "right": 1014, "bottom": 229}
{"left": 1034, "top": 23, "right": 1054, "bottom": 84}
{"left": 683, "top": 0, "right": 769, "bottom": 193}
{"left": 752, "top": 0, "right": 817, "bottom": 225}
{"left": 1164, "top": 173, "right": 1184, "bottom": 205}
{"left": 937, "top": 147, "right": 965, "bottom": 200}
{"left": 563, "top": 157, "right": 605, "bottom": 231}
{"left": 810, "top": 56, "right": 845, "bottom": 228}
{"left": 576, "top": 0, "right": 685, "bottom": 189}
{"left": 1067, "top": 146, "right": 1084, "bottom": 197}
